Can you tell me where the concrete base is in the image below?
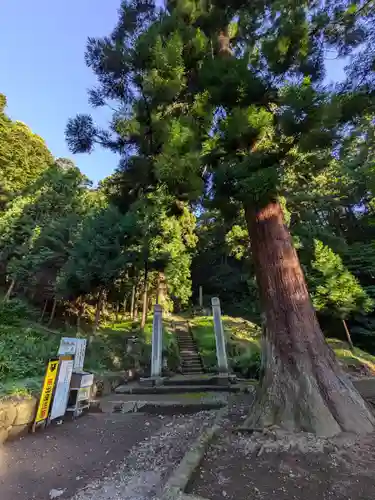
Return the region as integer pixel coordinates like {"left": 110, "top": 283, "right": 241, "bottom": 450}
{"left": 352, "top": 377, "right": 375, "bottom": 398}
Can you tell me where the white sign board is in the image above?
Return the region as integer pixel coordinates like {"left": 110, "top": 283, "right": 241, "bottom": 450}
{"left": 50, "top": 358, "right": 74, "bottom": 420}
{"left": 73, "top": 339, "right": 87, "bottom": 371}
{"left": 58, "top": 338, "right": 77, "bottom": 356}
{"left": 58, "top": 337, "right": 87, "bottom": 371}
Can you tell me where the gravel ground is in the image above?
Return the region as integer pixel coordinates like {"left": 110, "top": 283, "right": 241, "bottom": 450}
{"left": 71, "top": 410, "right": 217, "bottom": 500}
{"left": 188, "top": 396, "right": 375, "bottom": 500}
{"left": 0, "top": 409, "right": 217, "bottom": 500}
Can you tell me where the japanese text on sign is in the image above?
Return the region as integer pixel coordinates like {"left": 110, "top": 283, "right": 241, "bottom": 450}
{"left": 35, "top": 359, "right": 59, "bottom": 423}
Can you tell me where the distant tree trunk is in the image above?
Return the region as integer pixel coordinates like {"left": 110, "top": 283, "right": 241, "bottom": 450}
{"left": 93, "top": 289, "right": 105, "bottom": 334}
{"left": 141, "top": 262, "right": 149, "bottom": 329}
{"left": 39, "top": 300, "right": 48, "bottom": 322}
{"left": 156, "top": 274, "right": 161, "bottom": 305}
{"left": 123, "top": 294, "right": 127, "bottom": 318}
{"left": 116, "top": 302, "right": 120, "bottom": 323}
{"left": 47, "top": 297, "right": 57, "bottom": 326}
{"left": 3, "top": 278, "right": 15, "bottom": 302}
{"left": 77, "top": 297, "right": 83, "bottom": 332}
{"left": 243, "top": 200, "right": 374, "bottom": 436}
{"left": 130, "top": 285, "right": 136, "bottom": 320}
{"left": 342, "top": 319, "right": 355, "bottom": 351}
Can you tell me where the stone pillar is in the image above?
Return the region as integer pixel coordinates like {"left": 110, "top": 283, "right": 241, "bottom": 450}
{"left": 211, "top": 297, "right": 228, "bottom": 373}
{"left": 199, "top": 286, "right": 203, "bottom": 308}
{"left": 151, "top": 304, "right": 163, "bottom": 378}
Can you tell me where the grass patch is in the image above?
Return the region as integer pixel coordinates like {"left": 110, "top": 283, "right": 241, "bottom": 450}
{"left": 191, "top": 315, "right": 375, "bottom": 379}
{"left": 328, "top": 339, "right": 375, "bottom": 374}
{"left": 189, "top": 315, "right": 262, "bottom": 378}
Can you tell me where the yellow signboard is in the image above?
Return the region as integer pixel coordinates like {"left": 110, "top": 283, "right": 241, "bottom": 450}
{"left": 35, "top": 359, "right": 59, "bottom": 423}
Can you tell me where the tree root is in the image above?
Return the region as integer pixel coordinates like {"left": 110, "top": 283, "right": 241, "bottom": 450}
{"left": 235, "top": 425, "right": 359, "bottom": 456}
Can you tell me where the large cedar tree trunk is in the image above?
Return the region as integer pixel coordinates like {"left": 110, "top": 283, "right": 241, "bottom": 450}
{"left": 244, "top": 201, "right": 374, "bottom": 436}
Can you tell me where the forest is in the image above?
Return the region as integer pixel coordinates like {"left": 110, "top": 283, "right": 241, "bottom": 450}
{"left": 1, "top": 0, "right": 375, "bottom": 435}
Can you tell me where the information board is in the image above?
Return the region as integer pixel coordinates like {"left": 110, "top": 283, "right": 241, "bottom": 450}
{"left": 58, "top": 337, "right": 87, "bottom": 370}
{"left": 50, "top": 356, "right": 74, "bottom": 420}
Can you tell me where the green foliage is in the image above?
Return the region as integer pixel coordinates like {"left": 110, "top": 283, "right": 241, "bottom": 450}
{"left": 0, "top": 95, "right": 53, "bottom": 206}
{"left": 0, "top": 324, "right": 60, "bottom": 382}
{"left": 0, "top": 298, "right": 32, "bottom": 326}
{"left": 190, "top": 315, "right": 262, "bottom": 376}
{"left": 309, "top": 240, "right": 373, "bottom": 319}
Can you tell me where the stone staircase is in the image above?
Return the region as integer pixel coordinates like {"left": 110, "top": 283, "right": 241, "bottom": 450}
{"left": 175, "top": 322, "right": 204, "bottom": 375}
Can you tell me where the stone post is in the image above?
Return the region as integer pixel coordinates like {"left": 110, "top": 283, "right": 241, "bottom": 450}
{"left": 199, "top": 286, "right": 203, "bottom": 308}
{"left": 151, "top": 304, "right": 163, "bottom": 378}
{"left": 211, "top": 297, "right": 228, "bottom": 373}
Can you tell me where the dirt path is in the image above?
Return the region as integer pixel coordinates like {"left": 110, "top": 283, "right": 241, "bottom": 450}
{"left": 188, "top": 426, "right": 375, "bottom": 500}
{"left": 0, "top": 410, "right": 216, "bottom": 500}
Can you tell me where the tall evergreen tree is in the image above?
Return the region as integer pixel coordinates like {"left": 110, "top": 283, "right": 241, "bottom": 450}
{"left": 66, "top": 0, "right": 375, "bottom": 435}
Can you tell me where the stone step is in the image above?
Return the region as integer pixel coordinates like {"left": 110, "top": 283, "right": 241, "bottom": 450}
{"left": 164, "top": 374, "right": 239, "bottom": 386}
{"left": 115, "top": 384, "right": 243, "bottom": 394}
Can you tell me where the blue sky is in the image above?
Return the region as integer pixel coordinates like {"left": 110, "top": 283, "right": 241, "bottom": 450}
{"left": 0, "top": 0, "right": 119, "bottom": 184}
{"left": 0, "top": 1, "right": 346, "bottom": 184}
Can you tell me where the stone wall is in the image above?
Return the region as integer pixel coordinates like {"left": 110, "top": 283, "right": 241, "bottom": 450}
{"left": 0, "top": 396, "right": 37, "bottom": 444}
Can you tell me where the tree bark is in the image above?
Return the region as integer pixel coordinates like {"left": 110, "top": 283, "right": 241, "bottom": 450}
{"left": 3, "top": 278, "right": 15, "bottom": 302}
{"left": 47, "top": 297, "right": 57, "bottom": 326}
{"left": 243, "top": 200, "right": 374, "bottom": 436}
{"left": 141, "top": 262, "right": 149, "bottom": 329}
{"left": 93, "top": 290, "right": 105, "bottom": 334}
{"left": 77, "top": 297, "right": 83, "bottom": 332}
{"left": 123, "top": 294, "right": 127, "bottom": 318}
{"left": 130, "top": 285, "right": 136, "bottom": 320}
{"left": 39, "top": 299, "right": 48, "bottom": 322}
{"left": 342, "top": 319, "right": 355, "bottom": 351}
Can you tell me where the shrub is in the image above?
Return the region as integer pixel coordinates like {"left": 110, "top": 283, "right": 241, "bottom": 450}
{"left": 0, "top": 325, "right": 60, "bottom": 382}
{"left": 231, "top": 348, "right": 261, "bottom": 379}
{"left": 0, "top": 299, "right": 32, "bottom": 326}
